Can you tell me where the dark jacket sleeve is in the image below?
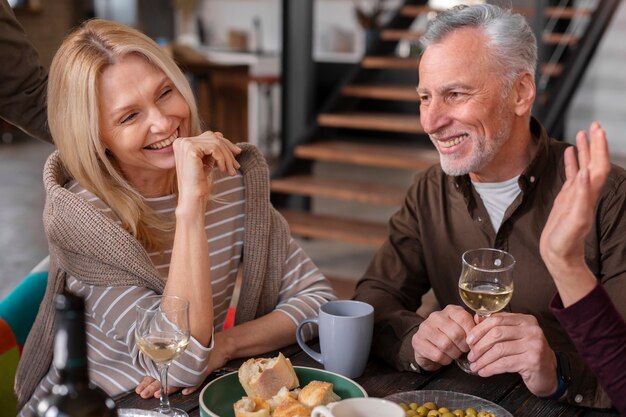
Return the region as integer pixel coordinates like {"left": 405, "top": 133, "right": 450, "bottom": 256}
{"left": 353, "top": 177, "right": 432, "bottom": 371}
{"left": 0, "top": 0, "right": 51, "bottom": 143}
{"left": 551, "top": 285, "right": 626, "bottom": 415}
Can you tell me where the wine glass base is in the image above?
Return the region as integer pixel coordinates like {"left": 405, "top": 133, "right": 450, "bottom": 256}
{"left": 455, "top": 354, "right": 478, "bottom": 375}
{"left": 153, "top": 407, "right": 189, "bottom": 417}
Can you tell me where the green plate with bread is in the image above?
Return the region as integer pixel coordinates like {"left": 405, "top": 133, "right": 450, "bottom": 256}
{"left": 199, "top": 366, "right": 367, "bottom": 417}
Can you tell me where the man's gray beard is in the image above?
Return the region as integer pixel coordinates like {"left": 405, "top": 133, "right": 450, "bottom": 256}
{"left": 438, "top": 144, "right": 492, "bottom": 176}
{"left": 436, "top": 128, "right": 511, "bottom": 177}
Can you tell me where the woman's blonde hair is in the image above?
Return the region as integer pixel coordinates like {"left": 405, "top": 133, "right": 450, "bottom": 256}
{"left": 48, "top": 19, "right": 202, "bottom": 250}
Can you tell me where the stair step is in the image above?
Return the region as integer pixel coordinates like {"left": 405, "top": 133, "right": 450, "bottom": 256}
{"left": 381, "top": 29, "right": 578, "bottom": 46}
{"left": 295, "top": 140, "right": 438, "bottom": 171}
{"left": 516, "top": 6, "right": 593, "bottom": 19}
{"left": 380, "top": 29, "right": 424, "bottom": 41}
{"left": 542, "top": 62, "right": 563, "bottom": 77}
{"left": 280, "top": 209, "right": 388, "bottom": 247}
{"left": 362, "top": 55, "right": 562, "bottom": 77}
{"left": 271, "top": 175, "right": 407, "bottom": 206}
{"left": 401, "top": 5, "right": 592, "bottom": 19}
{"left": 399, "top": 5, "right": 431, "bottom": 16}
{"left": 341, "top": 84, "right": 419, "bottom": 101}
{"left": 362, "top": 56, "right": 419, "bottom": 69}
{"left": 318, "top": 112, "right": 424, "bottom": 134}
{"left": 543, "top": 32, "right": 579, "bottom": 46}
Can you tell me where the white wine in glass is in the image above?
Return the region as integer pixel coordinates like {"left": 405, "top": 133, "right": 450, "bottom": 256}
{"left": 456, "top": 248, "right": 515, "bottom": 374}
{"left": 136, "top": 333, "right": 189, "bottom": 364}
{"left": 136, "top": 295, "right": 190, "bottom": 417}
{"left": 459, "top": 282, "right": 513, "bottom": 315}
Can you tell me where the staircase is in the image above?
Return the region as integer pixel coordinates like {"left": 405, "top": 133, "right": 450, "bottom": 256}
{"left": 271, "top": 0, "right": 620, "bottom": 298}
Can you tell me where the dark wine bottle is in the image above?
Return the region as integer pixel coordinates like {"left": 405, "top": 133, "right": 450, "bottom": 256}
{"left": 37, "top": 293, "right": 118, "bottom": 417}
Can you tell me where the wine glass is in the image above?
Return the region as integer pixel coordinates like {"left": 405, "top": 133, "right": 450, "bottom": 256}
{"left": 456, "top": 248, "right": 515, "bottom": 374}
{"left": 136, "top": 295, "right": 190, "bottom": 417}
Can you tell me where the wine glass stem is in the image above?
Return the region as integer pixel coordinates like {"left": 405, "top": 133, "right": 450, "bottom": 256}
{"left": 476, "top": 312, "right": 491, "bottom": 322}
{"left": 157, "top": 363, "right": 171, "bottom": 414}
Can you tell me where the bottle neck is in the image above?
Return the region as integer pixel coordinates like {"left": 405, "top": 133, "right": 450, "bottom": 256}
{"left": 54, "top": 309, "right": 90, "bottom": 384}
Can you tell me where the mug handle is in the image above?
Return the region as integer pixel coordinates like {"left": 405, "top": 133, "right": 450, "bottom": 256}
{"left": 295, "top": 316, "right": 324, "bottom": 365}
{"left": 311, "top": 405, "right": 333, "bottom": 417}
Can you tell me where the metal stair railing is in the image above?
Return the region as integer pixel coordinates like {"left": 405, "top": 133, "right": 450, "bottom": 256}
{"left": 274, "top": 0, "right": 427, "bottom": 181}
{"left": 534, "top": 0, "right": 621, "bottom": 137}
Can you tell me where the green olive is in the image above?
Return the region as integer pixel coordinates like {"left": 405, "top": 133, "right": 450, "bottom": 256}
{"left": 400, "top": 402, "right": 495, "bottom": 417}
{"left": 423, "top": 402, "right": 438, "bottom": 411}
{"left": 416, "top": 406, "right": 430, "bottom": 416}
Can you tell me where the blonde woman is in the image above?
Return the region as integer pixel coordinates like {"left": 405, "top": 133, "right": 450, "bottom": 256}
{"left": 15, "top": 19, "right": 336, "bottom": 416}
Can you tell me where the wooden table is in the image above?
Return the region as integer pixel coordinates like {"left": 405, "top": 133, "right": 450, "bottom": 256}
{"left": 116, "top": 344, "right": 619, "bottom": 416}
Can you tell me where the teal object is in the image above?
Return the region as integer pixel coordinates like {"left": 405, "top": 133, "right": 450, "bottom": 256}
{"left": 0, "top": 270, "right": 47, "bottom": 345}
{"left": 199, "top": 366, "right": 367, "bottom": 417}
{"left": 0, "top": 268, "right": 48, "bottom": 417}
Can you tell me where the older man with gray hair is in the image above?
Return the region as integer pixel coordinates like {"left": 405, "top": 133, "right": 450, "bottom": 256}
{"left": 354, "top": 3, "right": 626, "bottom": 410}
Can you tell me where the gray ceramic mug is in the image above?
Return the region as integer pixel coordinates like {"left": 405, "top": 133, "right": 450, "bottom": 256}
{"left": 296, "top": 300, "right": 374, "bottom": 379}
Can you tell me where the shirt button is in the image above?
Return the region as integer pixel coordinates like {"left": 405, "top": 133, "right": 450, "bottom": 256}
{"left": 530, "top": 176, "right": 536, "bottom": 183}
{"left": 575, "top": 394, "right": 583, "bottom": 403}
{"left": 477, "top": 216, "right": 483, "bottom": 222}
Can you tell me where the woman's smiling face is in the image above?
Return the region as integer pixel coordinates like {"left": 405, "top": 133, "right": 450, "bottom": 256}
{"left": 97, "top": 53, "right": 190, "bottom": 195}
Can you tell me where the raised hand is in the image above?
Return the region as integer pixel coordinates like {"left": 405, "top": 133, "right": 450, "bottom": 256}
{"left": 411, "top": 304, "right": 475, "bottom": 371}
{"left": 540, "top": 122, "right": 610, "bottom": 272}
{"left": 540, "top": 122, "right": 610, "bottom": 307}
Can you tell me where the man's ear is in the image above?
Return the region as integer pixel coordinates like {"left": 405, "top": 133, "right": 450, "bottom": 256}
{"left": 512, "top": 72, "right": 536, "bottom": 116}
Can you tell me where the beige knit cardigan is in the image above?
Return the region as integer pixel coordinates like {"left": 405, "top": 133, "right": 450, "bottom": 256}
{"left": 16, "top": 144, "right": 290, "bottom": 408}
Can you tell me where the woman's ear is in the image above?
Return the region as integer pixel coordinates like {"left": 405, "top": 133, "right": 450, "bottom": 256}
{"left": 513, "top": 72, "right": 536, "bottom": 116}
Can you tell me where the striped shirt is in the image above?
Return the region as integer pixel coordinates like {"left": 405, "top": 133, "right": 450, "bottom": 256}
{"left": 20, "top": 169, "right": 335, "bottom": 417}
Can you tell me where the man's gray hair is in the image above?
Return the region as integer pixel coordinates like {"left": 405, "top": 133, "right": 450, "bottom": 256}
{"left": 420, "top": 4, "right": 537, "bottom": 91}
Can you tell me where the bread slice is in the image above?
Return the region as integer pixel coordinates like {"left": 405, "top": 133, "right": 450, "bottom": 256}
{"left": 267, "top": 386, "right": 298, "bottom": 412}
{"left": 233, "top": 397, "right": 270, "bottom": 417}
{"left": 297, "top": 380, "right": 341, "bottom": 408}
{"left": 238, "top": 353, "right": 300, "bottom": 399}
{"left": 272, "top": 397, "right": 311, "bottom": 417}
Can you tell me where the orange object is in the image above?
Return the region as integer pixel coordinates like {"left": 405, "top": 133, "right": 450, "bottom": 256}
{"left": 223, "top": 266, "right": 243, "bottom": 331}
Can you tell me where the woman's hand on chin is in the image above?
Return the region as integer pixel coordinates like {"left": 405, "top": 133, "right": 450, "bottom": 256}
{"left": 173, "top": 131, "right": 241, "bottom": 204}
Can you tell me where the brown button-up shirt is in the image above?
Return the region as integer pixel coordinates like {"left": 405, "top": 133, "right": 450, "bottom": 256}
{"left": 354, "top": 118, "right": 626, "bottom": 409}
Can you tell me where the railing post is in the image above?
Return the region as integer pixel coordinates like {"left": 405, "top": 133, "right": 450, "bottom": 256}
{"left": 281, "top": 0, "right": 315, "bottom": 156}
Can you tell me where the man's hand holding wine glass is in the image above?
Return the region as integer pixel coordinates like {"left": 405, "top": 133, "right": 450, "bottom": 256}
{"left": 411, "top": 305, "right": 475, "bottom": 372}
{"left": 411, "top": 248, "right": 561, "bottom": 397}
{"left": 465, "top": 312, "right": 558, "bottom": 397}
